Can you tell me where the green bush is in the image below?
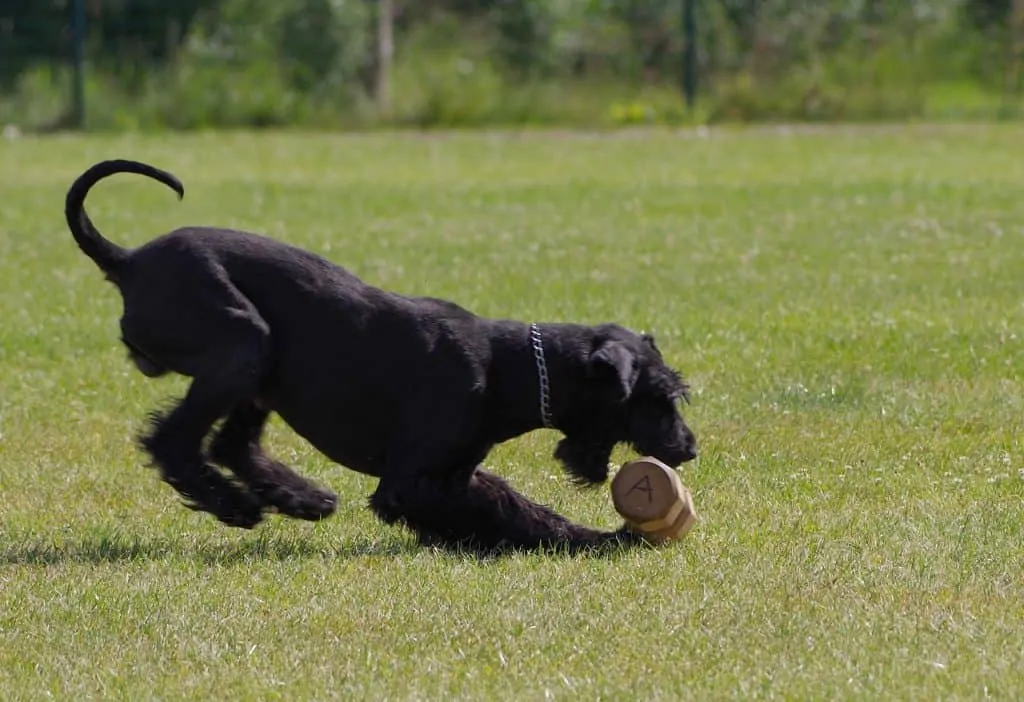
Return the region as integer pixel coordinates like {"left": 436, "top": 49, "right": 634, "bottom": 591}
{"left": 1, "top": 0, "right": 1021, "bottom": 131}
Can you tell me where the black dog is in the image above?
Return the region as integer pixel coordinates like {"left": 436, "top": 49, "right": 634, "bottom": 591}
{"left": 65, "top": 159, "right": 697, "bottom": 552}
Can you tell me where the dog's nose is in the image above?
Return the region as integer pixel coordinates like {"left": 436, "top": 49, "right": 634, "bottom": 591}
{"left": 653, "top": 443, "right": 696, "bottom": 468}
{"left": 679, "top": 435, "right": 698, "bottom": 463}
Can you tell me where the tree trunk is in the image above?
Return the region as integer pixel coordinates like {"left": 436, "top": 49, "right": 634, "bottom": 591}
{"left": 376, "top": 0, "right": 394, "bottom": 117}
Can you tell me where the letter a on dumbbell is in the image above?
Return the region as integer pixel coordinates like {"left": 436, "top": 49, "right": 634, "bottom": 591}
{"left": 625, "top": 475, "right": 653, "bottom": 503}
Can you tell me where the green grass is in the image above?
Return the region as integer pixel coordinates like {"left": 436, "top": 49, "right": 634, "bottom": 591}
{"left": 1, "top": 125, "right": 1023, "bottom": 700}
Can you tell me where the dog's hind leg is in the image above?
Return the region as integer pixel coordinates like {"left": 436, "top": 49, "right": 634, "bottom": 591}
{"left": 142, "top": 384, "right": 265, "bottom": 529}
{"left": 209, "top": 401, "right": 338, "bottom": 521}
{"left": 129, "top": 272, "right": 272, "bottom": 529}
{"left": 372, "top": 468, "right": 639, "bottom": 554}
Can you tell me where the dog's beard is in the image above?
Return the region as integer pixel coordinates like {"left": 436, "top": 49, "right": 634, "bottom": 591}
{"left": 554, "top": 437, "right": 614, "bottom": 487}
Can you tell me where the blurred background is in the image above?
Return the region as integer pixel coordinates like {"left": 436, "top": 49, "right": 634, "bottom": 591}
{"left": 1, "top": 0, "right": 1022, "bottom": 132}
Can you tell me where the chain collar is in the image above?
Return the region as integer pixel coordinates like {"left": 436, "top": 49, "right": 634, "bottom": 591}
{"left": 529, "top": 323, "right": 553, "bottom": 428}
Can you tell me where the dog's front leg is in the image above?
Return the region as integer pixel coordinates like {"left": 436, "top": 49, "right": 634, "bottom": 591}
{"left": 373, "top": 467, "right": 640, "bottom": 553}
{"left": 366, "top": 437, "right": 468, "bottom": 525}
{"left": 368, "top": 465, "right": 432, "bottom": 526}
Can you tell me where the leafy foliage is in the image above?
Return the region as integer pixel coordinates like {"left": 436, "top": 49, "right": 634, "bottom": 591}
{"left": 0, "top": 0, "right": 1021, "bottom": 127}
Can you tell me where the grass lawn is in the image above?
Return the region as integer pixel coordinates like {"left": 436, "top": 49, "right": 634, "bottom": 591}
{"left": 1, "top": 125, "right": 1022, "bottom": 700}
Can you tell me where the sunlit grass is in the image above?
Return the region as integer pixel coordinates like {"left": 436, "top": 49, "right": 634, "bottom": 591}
{"left": 1, "top": 125, "right": 1022, "bottom": 699}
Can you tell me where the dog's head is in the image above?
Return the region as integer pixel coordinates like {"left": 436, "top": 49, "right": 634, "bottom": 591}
{"left": 554, "top": 325, "right": 697, "bottom": 485}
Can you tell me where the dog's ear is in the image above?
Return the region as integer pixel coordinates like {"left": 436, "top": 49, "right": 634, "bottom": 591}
{"left": 587, "top": 340, "right": 639, "bottom": 401}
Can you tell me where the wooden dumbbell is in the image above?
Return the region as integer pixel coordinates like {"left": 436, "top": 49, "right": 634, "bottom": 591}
{"left": 611, "top": 457, "right": 698, "bottom": 543}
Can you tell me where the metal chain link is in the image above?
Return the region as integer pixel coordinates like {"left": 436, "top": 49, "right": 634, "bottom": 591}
{"left": 529, "top": 323, "right": 553, "bottom": 428}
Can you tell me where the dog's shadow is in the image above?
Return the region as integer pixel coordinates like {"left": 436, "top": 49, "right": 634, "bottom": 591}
{"left": 0, "top": 530, "right": 648, "bottom": 567}
{"left": 0, "top": 532, "right": 418, "bottom": 567}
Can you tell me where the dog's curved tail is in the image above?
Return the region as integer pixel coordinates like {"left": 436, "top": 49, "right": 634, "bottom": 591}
{"left": 65, "top": 159, "right": 184, "bottom": 278}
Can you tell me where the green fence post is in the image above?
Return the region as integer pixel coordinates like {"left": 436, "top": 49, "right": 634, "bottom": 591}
{"left": 71, "top": 0, "right": 86, "bottom": 129}
{"left": 682, "top": 0, "right": 697, "bottom": 111}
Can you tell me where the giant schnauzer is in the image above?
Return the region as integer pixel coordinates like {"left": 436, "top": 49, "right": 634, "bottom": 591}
{"left": 64, "top": 159, "right": 697, "bottom": 552}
